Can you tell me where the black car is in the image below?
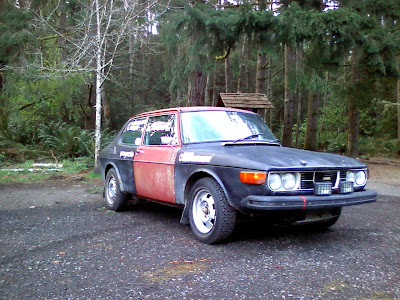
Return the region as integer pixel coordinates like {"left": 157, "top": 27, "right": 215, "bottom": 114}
{"left": 99, "top": 107, "right": 377, "bottom": 244}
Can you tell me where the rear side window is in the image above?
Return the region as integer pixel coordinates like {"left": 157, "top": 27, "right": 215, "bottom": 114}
{"left": 144, "top": 114, "right": 177, "bottom": 146}
{"left": 120, "top": 118, "right": 147, "bottom": 145}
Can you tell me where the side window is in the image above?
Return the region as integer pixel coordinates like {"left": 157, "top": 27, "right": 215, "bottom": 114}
{"left": 144, "top": 114, "right": 177, "bottom": 146}
{"left": 120, "top": 118, "right": 147, "bottom": 145}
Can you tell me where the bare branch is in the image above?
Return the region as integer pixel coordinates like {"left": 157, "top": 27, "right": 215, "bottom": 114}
{"left": 215, "top": 46, "right": 232, "bottom": 60}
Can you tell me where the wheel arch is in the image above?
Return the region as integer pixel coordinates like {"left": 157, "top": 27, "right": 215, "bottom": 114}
{"left": 104, "top": 162, "right": 126, "bottom": 193}
{"left": 179, "top": 169, "right": 232, "bottom": 225}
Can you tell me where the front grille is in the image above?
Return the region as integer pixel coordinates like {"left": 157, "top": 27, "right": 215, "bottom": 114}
{"left": 300, "top": 170, "right": 340, "bottom": 191}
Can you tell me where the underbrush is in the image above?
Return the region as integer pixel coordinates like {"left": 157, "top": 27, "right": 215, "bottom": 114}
{"left": 292, "top": 124, "right": 399, "bottom": 157}
{"left": 0, "top": 126, "right": 108, "bottom": 183}
{"left": 0, "top": 158, "right": 100, "bottom": 184}
{"left": 359, "top": 137, "right": 400, "bottom": 157}
{"left": 0, "top": 138, "right": 49, "bottom": 163}
{"left": 0, "top": 123, "right": 116, "bottom": 165}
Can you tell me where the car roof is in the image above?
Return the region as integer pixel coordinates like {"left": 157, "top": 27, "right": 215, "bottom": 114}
{"left": 132, "top": 106, "right": 257, "bottom": 119}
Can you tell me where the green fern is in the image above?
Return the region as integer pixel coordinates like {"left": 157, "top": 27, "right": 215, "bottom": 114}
{"left": 38, "top": 122, "right": 95, "bottom": 158}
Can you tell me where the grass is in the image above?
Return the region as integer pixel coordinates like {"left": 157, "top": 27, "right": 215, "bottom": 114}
{"left": 0, "top": 170, "right": 54, "bottom": 184}
{"left": 0, "top": 158, "right": 101, "bottom": 185}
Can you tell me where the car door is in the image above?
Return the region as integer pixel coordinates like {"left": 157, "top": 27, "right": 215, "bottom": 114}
{"left": 133, "top": 113, "right": 180, "bottom": 203}
{"left": 114, "top": 117, "right": 147, "bottom": 194}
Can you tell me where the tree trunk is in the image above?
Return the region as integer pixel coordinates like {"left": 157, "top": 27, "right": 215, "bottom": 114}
{"left": 212, "top": 64, "right": 220, "bottom": 106}
{"left": 397, "top": 54, "right": 400, "bottom": 141}
{"left": 346, "top": 50, "right": 361, "bottom": 157}
{"left": 189, "top": 70, "right": 207, "bottom": 106}
{"left": 129, "top": 34, "right": 135, "bottom": 82}
{"left": 294, "top": 46, "right": 302, "bottom": 148}
{"left": 346, "top": 104, "right": 360, "bottom": 157}
{"left": 94, "top": 0, "right": 103, "bottom": 173}
{"left": 266, "top": 56, "right": 273, "bottom": 127}
{"left": 319, "top": 72, "right": 329, "bottom": 137}
{"left": 102, "top": 85, "right": 109, "bottom": 125}
{"left": 225, "top": 56, "right": 233, "bottom": 93}
{"left": 205, "top": 74, "right": 211, "bottom": 106}
{"left": 176, "top": 88, "right": 183, "bottom": 106}
{"left": 0, "top": 62, "right": 3, "bottom": 94}
{"left": 244, "top": 36, "right": 250, "bottom": 93}
{"left": 58, "top": 0, "right": 67, "bottom": 63}
{"left": 84, "top": 82, "right": 95, "bottom": 130}
{"left": 294, "top": 89, "right": 302, "bottom": 148}
{"left": 282, "top": 44, "right": 294, "bottom": 147}
{"left": 237, "top": 35, "right": 248, "bottom": 93}
{"left": 0, "top": 61, "right": 7, "bottom": 134}
{"left": 304, "top": 90, "right": 321, "bottom": 151}
{"left": 256, "top": 45, "right": 267, "bottom": 94}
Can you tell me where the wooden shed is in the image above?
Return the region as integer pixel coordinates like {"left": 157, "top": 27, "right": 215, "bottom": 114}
{"left": 216, "top": 93, "right": 273, "bottom": 112}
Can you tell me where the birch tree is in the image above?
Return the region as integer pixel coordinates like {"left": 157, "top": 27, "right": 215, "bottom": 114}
{"left": 29, "top": 0, "right": 168, "bottom": 170}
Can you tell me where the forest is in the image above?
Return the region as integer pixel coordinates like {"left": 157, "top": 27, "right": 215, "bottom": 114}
{"left": 0, "top": 0, "right": 399, "bottom": 169}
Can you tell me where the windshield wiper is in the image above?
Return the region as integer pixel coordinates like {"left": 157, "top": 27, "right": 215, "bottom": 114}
{"left": 223, "top": 136, "right": 281, "bottom": 146}
{"left": 233, "top": 133, "right": 262, "bottom": 143}
{"left": 262, "top": 140, "right": 281, "bottom": 145}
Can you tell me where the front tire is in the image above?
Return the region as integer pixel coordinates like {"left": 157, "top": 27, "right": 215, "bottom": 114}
{"left": 105, "top": 168, "right": 128, "bottom": 211}
{"left": 189, "top": 177, "right": 236, "bottom": 244}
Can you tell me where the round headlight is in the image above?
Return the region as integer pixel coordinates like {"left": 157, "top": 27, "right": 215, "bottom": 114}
{"left": 282, "top": 173, "right": 296, "bottom": 190}
{"left": 355, "top": 170, "right": 366, "bottom": 186}
{"left": 346, "top": 171, "right": 355, "bottom": 183}
{"left": 268, "top": 173, "right": 282, "bottom": 191}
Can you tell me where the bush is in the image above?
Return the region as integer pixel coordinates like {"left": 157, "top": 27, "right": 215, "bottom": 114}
{"left": 358, "top": 136, "right": 378, "bottom": 156}
{"left": 382, "top": 139, "right": 400, "bottom": 155}
{"left": 38, "top": 122, "right": 94, "bottom": 159}
{"left": 62, "top": 157, "right": 94, "bottom": 171}
{"left": 0, "top": 134, "right": 48, "bottom": 163}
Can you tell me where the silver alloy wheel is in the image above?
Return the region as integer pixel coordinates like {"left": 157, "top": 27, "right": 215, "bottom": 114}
{"left": 192, "top": 188, "right": 216, "bottom": 234}
{"left": 106, "top": 175, "right": 117, "bottom": 206}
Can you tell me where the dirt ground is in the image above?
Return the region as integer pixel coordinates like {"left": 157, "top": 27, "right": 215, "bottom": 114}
{"left": 1, "top": 161, "right": 400, "bottom": 299}
{"left": 362, "top": 156, "right": 400, "bottom": 186}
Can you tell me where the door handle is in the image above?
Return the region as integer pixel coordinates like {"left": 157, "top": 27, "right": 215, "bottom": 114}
{"left": 136, "top": 149, "right": 144, "bottom": 155}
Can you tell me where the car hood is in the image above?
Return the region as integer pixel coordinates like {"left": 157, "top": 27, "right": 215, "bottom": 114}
{"left": 178, "top": 143, "right": 366, "bottom": 171}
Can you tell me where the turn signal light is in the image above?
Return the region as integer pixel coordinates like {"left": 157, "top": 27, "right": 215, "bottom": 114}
{"left": 240, "top": 171, "right": 267, "bottom": 185}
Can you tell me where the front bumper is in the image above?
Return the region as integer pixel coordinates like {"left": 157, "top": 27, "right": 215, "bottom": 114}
{"left": 240, "top": 189, "right": 377, "bottom": 210}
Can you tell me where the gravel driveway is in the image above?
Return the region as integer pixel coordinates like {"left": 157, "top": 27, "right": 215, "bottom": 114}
{"left": 0, "top": 179, "right": 399, "bottom": 299}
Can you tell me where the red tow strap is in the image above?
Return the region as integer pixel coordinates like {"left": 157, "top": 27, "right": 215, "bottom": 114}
{"left": 300, "top": 196, "right": 307, "bottom": 209}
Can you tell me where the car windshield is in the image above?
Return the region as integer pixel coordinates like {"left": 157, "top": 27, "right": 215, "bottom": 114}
{"left": 181, "top": 110, "right": 276, "bottom": 144}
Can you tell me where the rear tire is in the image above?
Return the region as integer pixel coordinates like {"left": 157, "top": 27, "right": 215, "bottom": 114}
{"left": 105, "top": 168, "right": 127, "bottom": 212}
{"left": 189, "top": 177, "right": 236, "bottom": 244}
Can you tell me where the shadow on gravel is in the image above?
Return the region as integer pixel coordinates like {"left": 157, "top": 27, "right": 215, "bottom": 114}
{"left": 121, "top": 200, "right": 348, "bottom": 246}
{"left": 232, "top": 218, "right": 333, "bottom": 241}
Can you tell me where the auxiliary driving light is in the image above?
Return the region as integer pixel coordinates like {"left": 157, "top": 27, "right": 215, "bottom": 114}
{"left": 314, "top": 182, "right": 332, "bottom": 195}
{"left": 340, "top": 181, "right": 354, "bottom": 194}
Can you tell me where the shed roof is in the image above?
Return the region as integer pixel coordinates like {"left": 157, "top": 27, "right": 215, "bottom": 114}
{"left": 217, "top": 93, "right": 273, "bottom": 109}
